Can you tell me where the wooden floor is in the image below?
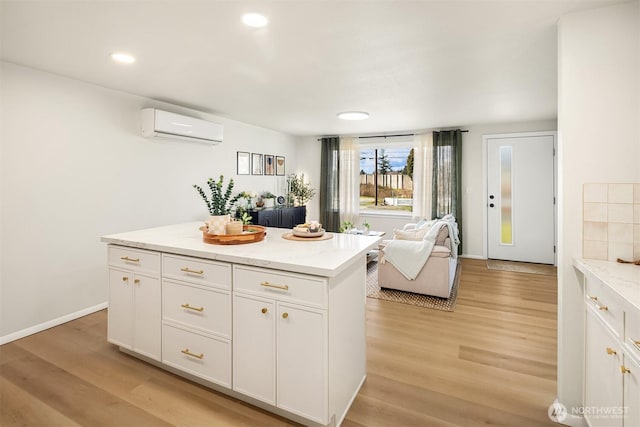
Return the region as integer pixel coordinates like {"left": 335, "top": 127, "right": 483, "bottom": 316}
{"left": 0, "top": 258, "right": 558, "bottom": 426}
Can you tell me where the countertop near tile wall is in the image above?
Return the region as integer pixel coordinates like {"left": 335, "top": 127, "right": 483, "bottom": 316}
{"left": 583, "top": 183, "right": 640, "bottom": 261}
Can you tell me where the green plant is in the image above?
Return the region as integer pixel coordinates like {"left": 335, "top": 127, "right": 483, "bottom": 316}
{"left": 339, "top": 221, "right": 354, "bottom": 233}
{"left": 260, "top": 191, "right": 276, "bottom": 199}
{"left": 286, "top": 173, "right": 317, "bottom": 206}
{"left": 193, "top": 175, "right": 241, "bottom": 216}
{"left": 239, "top": 211, "right": 253, "bottom": 225}
{"left": 361, "top": 220, "right": 370, "bottom": 230}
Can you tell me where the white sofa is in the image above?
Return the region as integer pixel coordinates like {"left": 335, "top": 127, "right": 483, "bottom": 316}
{"left": 377, "top": 220, "right": 458, "bottom": 298}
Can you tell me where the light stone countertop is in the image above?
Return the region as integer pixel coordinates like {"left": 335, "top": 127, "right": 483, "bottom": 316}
{"left": 102, "top": 221, "right": 383, "bottom": 278}
{"left": 574, "top": 258, "right": 640, "bottom": 311}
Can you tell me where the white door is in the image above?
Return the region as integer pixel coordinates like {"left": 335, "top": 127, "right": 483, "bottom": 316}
{"left": 487, "top": 134, "right": 555, "bottom": 264}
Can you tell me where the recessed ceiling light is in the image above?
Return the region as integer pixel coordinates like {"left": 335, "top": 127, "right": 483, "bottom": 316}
{"left": 337, "top": 111, "right": 370, "bottom": 120}
{"left": 242, "top": 13, "right": 268, "bottom": 28}
{"left": 110, "top": 52, "right": 135, "bottom": 64}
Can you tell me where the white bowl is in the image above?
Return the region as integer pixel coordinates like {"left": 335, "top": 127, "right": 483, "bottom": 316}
{"left": 292, "top": 228, "right": 325, "bottom": 238}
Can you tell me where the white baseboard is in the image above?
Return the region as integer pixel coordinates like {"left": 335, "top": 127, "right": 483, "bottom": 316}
{"left": 460, "top": 254, "right": 486, "bottom": 260}
{"left": 0, "top": 302, "right": 108, "bottom": 345}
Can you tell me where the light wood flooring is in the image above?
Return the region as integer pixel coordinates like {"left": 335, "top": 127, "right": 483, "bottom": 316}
{"left": 0, "top": 258, "right": 557, "bottom": 426}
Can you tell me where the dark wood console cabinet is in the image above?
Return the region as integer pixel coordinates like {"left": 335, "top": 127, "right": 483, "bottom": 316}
{"left": 246, "top": 206, "right": 306, "bottom": 229}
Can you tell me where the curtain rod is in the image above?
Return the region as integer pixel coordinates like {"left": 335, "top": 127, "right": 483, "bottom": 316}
{"left": 317, "top": 130, "right": 468, "bottom": 141}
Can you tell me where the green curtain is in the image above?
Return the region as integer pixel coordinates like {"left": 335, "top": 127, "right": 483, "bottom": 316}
{"left": 319, "top": 137, "right": 341, "bottom": 232}
{"left": 432, "top": 130, "right": 463, "bottom": 254}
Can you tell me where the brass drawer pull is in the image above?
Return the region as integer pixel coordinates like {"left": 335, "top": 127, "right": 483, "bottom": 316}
{"left": 181, "top": 267, "right": 204, "bottom": 275}
{"left": 621, "top": 365, "right": 631, "bottom": 374}
{"left": 282, "top": 312, "right": 289, "bottom": 319}
{"left": 260, "top": 281, "right": 289, "bottom": 291}
{"left": 120, "top": 256, "right": 140, "bottom": 263}
{"left": 134, "top": 279, "right": 140, "bottom": 284}
{"left": 122, "top": 276, "right": 128, "bottom": 282}
{"left": 181, "top": 303, "right": 204, "bottom": 312}
{"left": 587, "top": 295, "right": 608, "bottom": 311}
{"left": 181, "top": 348, "right": 204, "bottom": 359}
{"left": 606, "top": 347, "right": 617, "bottom": 356}
{"left": 261, "top": 307, "right": 268, "bottom": 314}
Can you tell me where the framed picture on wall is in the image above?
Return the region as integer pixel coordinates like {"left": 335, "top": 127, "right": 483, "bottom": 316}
{"left": 237, "top": 151, "right": 250, "bottom": 175}
{"left": 252, "top": 153, "right": 263, "bottom": 175}
{"left": 264, "top": 154, "right": 275, "bottom": 175}
{"left": 276, "top": 156, "right": 285, "bottom": 176}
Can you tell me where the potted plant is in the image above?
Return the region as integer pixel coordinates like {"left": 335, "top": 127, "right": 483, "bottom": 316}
{"left": 286, "top": 173, "right": 317, "bottom": 206}
{"left": 238, "top": 191, "right": 256, "bottom": 209}
{"left": 193, "top": 175, "right": 241, "bottom": 234}
{"left": 261, "top": 191, "right": 276, "bottom": 208}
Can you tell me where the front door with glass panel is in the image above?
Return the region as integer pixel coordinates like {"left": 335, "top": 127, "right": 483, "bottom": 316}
{"left": 487, "top": 135, "right": 555, "bottom": 264}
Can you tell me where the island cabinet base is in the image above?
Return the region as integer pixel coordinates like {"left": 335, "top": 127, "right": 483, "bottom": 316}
{"left": 106, "top": 243, "right": 367, "bottom": 427}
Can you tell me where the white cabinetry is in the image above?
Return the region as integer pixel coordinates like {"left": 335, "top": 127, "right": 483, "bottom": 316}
{"left": 584, "top": 274, "right": 640, "bottom": 427}
{"left": 233, "top": 265, "right": 328, "bottom": 424}
{"left": 103, "top": 224, "right": 374, "bottom": 427}
{"left": 107, "top": 246, "right": 161, "bottom": 361}
{"left": 161, "top": 254, "right": 232, "bottom": 388}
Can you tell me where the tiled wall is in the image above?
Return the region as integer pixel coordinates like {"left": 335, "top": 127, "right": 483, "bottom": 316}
{"left": 583, "top": 183, "right": 640, "bottom": 261}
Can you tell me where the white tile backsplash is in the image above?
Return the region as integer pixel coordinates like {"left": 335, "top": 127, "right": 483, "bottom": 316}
{"left": 584, "top": 183, "right": 608, "bottom": 203}
{"left": 584, "top": 203, "right": 608, "bottom": 222}
{"left": 608, "top": 184, "right": 634, "bottom": 203}
{"left": 608, "top": 204, "right": 634, "bottom": 223}
{"left": 583, "top": 183, "right": 640, "bottom": 261}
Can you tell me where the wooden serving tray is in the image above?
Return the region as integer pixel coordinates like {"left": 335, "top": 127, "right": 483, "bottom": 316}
{"left": 199, "top": 225, "right": 267, "bottom": 245}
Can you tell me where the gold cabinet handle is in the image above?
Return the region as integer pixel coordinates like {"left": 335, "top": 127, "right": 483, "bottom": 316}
{"left": 621, "top": 365, "right": 631, "bottom": 374}
{"left": 181, "top": 348, "right": 204, "bottom": 359}
{"left": 181, "top": 267, "right": 204, "bottom": 275}
{"left": 282, "top": 312, "right": 289, "bottom": 319}
{"left": 587, "top": 295, "right": 608, "bottom": 311}
{"left": 120, "top": 256, "right": 140, "bottom": 263}
{"left": 260, "top": 281, "right": 289, "bottom": 291}
{"left": 606, "top": 347, "right": 617, "bottom": 356}
{"left": 134, "top": 279, "right": 140, "bottom": 284}
{"left": 122, "top": 276, "right": 128, "bottom": 282}
{"left": 261, "top": 307, "right": 268, "bottom": 314}
{"left": 181, "top": 303, "right": 204, "bottom": 312}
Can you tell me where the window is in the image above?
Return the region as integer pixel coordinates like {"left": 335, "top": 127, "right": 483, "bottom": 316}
{"left": 359, "top": 147, "right": 413, "bottom": 212}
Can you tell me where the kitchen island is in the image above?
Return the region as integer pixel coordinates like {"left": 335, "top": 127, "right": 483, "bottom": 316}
{"left": 101, "top": 222, "right": 382, "bottom": 427}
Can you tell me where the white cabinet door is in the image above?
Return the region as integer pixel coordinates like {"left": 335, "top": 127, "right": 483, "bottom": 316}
{"left": 133, "top": 273, "right": 161, "bottom": 361}
{"left": 108, "top": 268, "right": 132, "bottom": 349}
{"left": 277, "top": 303, "right": 327, "bottom": 424}
{"left": 585, "top": 309, "right": 624, "bottom": 427}
{"left": 233, "top": 293, "right": 276, "bottom": 405}
{"left": 623, "top": 354, "right": 640, "bottom": 426}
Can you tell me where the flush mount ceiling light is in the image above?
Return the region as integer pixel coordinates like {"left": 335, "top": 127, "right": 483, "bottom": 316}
{"left": 242, "top": 13, "right": 268, "bottom": 28}
{"left": 337, "top": 111, "right": 370, "bottom": 121}
{"left": 110, "top": 52, "right": 136, "bottom": 64}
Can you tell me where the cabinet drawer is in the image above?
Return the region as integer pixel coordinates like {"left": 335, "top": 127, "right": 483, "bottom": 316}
{"left": 163, "top": 280, "right": 231, "bottom": 338}
{"left": 625, "top": 301, "right": 640, "bottom": 360}
{"left": 162, "top": 324, "right": 231, "bottom": 388}
{"left": 233, "top": 265, "right": 327, "bottom": 308}
{"left": 585, "top": 276, "right": 623, "bottom": 338}
{"left": 108, "top": 246, "right": 160, "bottom": 274}
{"left": 163, "top": 254, "right": 231, "bottom": 290}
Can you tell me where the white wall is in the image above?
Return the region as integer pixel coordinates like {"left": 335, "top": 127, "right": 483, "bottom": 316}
{"left": 298, "top": 119, "right": 557, "bottom": 247}
{"left": 0, "top": 62, "right": 298, "bottom": 340}
{"left": 558, "top": 0, "right": 639, "bottom": 416}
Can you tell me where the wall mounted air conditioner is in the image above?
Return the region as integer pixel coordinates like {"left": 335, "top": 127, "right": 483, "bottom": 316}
{"left": 141, "top": 108, "right": 223, "bottom": 144}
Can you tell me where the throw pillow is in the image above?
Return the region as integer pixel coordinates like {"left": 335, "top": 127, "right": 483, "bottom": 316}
{"left": 393, "top": 227, "right": 428, "bottom": 241}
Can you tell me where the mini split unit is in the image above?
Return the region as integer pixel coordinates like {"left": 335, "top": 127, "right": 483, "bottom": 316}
{"left": 141, "top": 108, "right": 223, "bottom": 144}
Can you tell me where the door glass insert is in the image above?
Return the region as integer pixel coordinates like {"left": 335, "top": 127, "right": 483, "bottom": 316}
{"left": 500, "top": 146, "right": 513, "bottom": 245}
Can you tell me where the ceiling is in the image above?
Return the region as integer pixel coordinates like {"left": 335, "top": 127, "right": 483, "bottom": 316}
{"left": 0, "top": 0, "right": 627, "bottom": 136}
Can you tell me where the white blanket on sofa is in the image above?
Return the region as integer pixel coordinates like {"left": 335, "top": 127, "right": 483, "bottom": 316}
{"left": 381, "top": 215, "right": 459, "bottom": 281}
